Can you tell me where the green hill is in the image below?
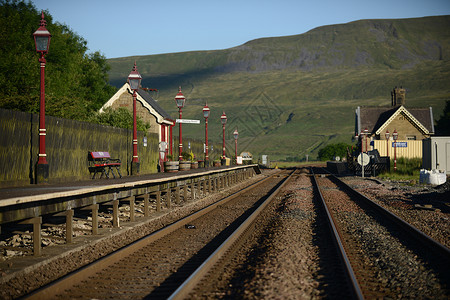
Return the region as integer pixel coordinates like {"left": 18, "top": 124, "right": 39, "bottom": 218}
{"left": 107, "top": 16, "right": 450, "bottom": 161}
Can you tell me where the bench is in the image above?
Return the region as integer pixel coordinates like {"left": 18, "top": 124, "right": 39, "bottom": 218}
{"left": 88, "top": 151, "right": 122, "bottom": 179}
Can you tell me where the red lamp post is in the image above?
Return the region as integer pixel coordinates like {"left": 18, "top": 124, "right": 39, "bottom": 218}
{"left": 233, "top": 128, "right": 239, "bottom": 162}
{"left": 175, "top": 87, "right": 186, "bottom": 161}
{"left": 364, "top": 127, "right": 369, "bottom": 153}
{"left": 360, "top": 129, "right": 365, "bottom": 178}
{"left": 203, "top": 103, "right": 210, "bottom": 167}
{"left": 33, "top": 11, "right": 51, "bottom": 183}
{"left": 393, "top": 129, "right": 398, "bottom": 172}
{"left": 127, "top": 61, "right": 142, "bottom": 175}
{"left": 169, "top": 124, "right": 174, "bottom": 157}
{"left": 220, "top": 111, "right": 227, "bottom": 159}
{"left": 385, "top": 130, "right": 390, "bottom": 158}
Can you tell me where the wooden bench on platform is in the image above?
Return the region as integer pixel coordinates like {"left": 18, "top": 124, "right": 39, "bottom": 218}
{"left": 88, "top": 151, "right": 122, "bottom": 179}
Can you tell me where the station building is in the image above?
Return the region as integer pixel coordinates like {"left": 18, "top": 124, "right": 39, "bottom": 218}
{"left": 101, "top": 82, "right": 175, "bottom": 161}
{"left": 355, "top": 87, "right": 435, "bottom": 159}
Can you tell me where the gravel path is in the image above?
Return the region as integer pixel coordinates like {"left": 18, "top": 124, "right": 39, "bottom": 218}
{"left": 241, "top": 173, "right": 324, "bottom": 299}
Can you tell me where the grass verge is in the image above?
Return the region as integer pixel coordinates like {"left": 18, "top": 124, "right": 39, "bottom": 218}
{"left": 377, "top": 157, "right": 422, "bottom": 183}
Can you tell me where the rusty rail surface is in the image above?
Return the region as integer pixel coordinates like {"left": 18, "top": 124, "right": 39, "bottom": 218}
{"left": 311, "top": 169, "right": 364, "bottom": 300}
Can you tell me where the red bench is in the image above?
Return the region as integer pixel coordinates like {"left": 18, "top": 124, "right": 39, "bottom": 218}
{"left": 88, "top": 151, "right": 122, "bottom": 179}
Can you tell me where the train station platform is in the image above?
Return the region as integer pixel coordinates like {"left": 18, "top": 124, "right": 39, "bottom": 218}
{"left": 0, "top": 165, "right": 264, "bottom": 298}
{"left": 0, "top": 164, "right": 261, "bottom": 256}
{"left": 0, "top": 165, "right": 258, "bottom": 201}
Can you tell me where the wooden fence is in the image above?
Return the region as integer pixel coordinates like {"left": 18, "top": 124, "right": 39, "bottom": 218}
{"left": 373, "top": 140, "right": 422, "bottom": 159}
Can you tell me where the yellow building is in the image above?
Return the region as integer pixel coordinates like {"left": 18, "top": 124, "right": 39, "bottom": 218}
{"left": 355, "top": 87, "right": 435, "bottom": 159}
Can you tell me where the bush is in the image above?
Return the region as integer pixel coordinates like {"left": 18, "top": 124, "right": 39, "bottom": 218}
{"left": 181, "top": 151, "right": 194, "bottom": 161}
{"left": 318, "top": 143, "right": 353, "bottom": 161}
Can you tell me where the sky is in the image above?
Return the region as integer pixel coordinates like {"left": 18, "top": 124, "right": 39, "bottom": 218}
{"left": 31, "top": 0, "right": 450, "bottom": 59}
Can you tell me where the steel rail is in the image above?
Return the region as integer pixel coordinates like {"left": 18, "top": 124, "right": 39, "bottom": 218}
{"left": 24, "top": 170, "right": 280, "bottom": 300}
{"left": 168, "top": 169, "right": 296, "bottom": 300}
{"left": 327, "top": 172, "right": 450, "bottom": 260}
{"left": 311, "top": 169, "right": 365, "bottom": 300}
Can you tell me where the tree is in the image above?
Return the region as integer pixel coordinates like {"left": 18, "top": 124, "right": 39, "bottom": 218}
{"left": 435, "top": 100, "right": 450, "bottom": 136}
{"left": 0, "top": 0, "right": 116, "bottom": 120}
{"left": 318, "top": 142, "right": 353, "bottom": 161}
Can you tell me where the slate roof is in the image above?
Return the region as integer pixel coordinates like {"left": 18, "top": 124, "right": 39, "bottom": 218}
{"left": 137, "top": 88, "right": 173, "bottom": 121}
{"left": 406, "top": 107, "right": 435, "bottom": 132}
{"left": 100, "top": 83, "right": 174, "bottom": 125}
{"left": 356, "top": 105, "right": 434, "bottom": 136}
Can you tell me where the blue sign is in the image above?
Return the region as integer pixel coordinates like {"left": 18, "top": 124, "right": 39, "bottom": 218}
{"left": 392, "top": 142, "right": 407, "bottom": 147}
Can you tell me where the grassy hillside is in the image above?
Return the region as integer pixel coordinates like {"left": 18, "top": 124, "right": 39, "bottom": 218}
{"left": 107, "top": 16, "right": 450, "bottom": 160}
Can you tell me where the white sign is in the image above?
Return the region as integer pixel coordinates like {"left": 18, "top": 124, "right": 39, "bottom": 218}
{"left": 159, "top": 141, "right": 167, "bottom": 152}
{"left": 237, "top": 156, "right": 243, "bottom": 165}
{"left": 392, "top": 142, "right": 407, "bottom": 148}
{"left": 240, "top": 152, "right": 252, "bottom": 160}
{"left": 176, "top": 119, "right": 200, "bottom": 124}
{"left": 262, "top": 155, "right": 268, "bottom": 165}
{"left": 357, "top": 153, "right": 370, "bottom": 166}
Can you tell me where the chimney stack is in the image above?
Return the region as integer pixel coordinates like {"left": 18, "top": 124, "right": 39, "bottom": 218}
{"left": 391, "top": 86, "right": 406, "bottom": 106}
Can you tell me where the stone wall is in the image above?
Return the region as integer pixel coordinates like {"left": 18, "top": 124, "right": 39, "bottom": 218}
{"left": 382, "top": 112, "right": 429, "bottom": 140}
{"left": 0, "top": 108, "right": 159, "bottom": 187}
{"left": 109, "top": 91, "right": 159, "bottom": 135}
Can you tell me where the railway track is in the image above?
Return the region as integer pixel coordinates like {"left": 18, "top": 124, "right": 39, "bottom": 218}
{"left": 18, "top": 167, "right": 450, "bottom": 299}
{"left": 312, "top": 167, "right": 450, "bottom": 299}
{"left": 177, "top": 168, "right": 358, "bottom": 299}
{"left": 176, "top": 167, "right": 449, "bottom": 299}
{"left": 168, "top": 170, "right": 297, "bottom": 299}
{"left": 24, "top": 169, "right": 294, "bottom": 299}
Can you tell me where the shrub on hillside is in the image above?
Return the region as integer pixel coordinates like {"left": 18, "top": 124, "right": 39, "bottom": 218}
{"left": 318, "top": 143, "right": 353, "bottom": 161}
